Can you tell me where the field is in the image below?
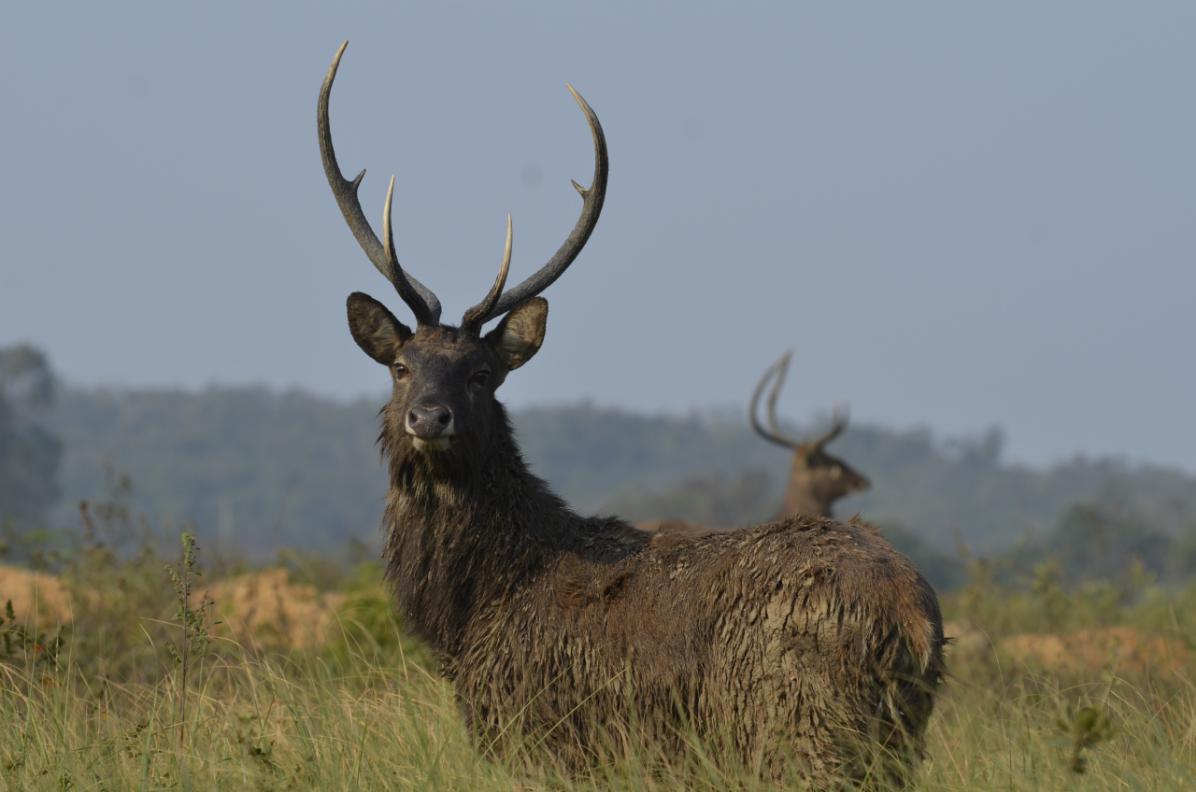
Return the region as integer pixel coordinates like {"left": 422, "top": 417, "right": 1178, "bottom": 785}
{"left": 2, "top": 524, "right": 1194, "bottom": 792}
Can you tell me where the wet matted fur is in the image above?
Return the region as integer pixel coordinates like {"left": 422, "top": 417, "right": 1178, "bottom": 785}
{"left": 381, "top": 405, "right": 944, "bottom": 786}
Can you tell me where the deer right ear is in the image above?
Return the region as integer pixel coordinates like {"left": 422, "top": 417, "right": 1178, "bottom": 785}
{"left": 347, "top": 292, "right": 412, "bottom": 365}
{"left": 486, "top": 297, "right": 548, "bottom": 371}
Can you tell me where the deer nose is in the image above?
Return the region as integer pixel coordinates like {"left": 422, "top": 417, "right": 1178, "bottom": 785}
{"left": 406, "top": 403, "right": 454, "bottom": 439}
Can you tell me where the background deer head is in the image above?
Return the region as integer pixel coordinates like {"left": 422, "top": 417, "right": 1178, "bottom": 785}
{"left": 749, "top": 351, "right": 870, "bottom": 518}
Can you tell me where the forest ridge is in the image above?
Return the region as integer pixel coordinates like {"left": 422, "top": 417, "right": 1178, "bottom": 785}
{"left": 41, "top": 383, "right": 1195, "bottom": 567}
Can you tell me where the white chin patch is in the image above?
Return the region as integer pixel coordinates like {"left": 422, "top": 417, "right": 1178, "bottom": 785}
{"left": 411, "top": 437, "right": 452, "bottom": 452}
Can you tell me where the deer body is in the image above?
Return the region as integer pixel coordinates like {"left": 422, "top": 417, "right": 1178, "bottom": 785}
{"left": 319, "top": 42, "right": 943, "bottom": 786}
{"left": 384, "top": 415, "right": 941, "bottom": 782}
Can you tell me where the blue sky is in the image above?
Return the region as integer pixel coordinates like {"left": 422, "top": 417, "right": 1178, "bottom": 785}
{"left": 1, "top": 2, "right": 1193, "bottom": 470}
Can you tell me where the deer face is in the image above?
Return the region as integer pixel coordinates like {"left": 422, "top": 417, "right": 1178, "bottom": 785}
{"left": 346, "top": 293, "right": 547, "bottom": 453}
{"left": 789, "top": 444, "right": 871, "bottom": 503}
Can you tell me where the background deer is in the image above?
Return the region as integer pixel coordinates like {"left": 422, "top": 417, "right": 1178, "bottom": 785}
{"left": 751, "top": 350, "right": 871, "bottom": 519}
{"left": 320, "top": 42, "right": 943, "bottom": 786}
{"left": 642, "top": 353, "right": 873, "bottom": 539}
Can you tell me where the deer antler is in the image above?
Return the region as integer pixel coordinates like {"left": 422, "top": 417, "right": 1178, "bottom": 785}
{"left": 750, "top": 352, "right": 852, "bottom": 451}
{"left": 318, "top": 41, "right": 442, "bottom": 326}
{"left": 812, "top": 402, "right": 849, "bottom": 449}
{"left": 750, "top": 351, "right": 802, "bottom": 449}
{"left": 320, "top": 42, "right": 606, "bottom": 328}
{"left": 476, "top": 83, "right": 608, "bottom": 323}
{"left": 461, "top": 215, "right": 513, "bottom": 332}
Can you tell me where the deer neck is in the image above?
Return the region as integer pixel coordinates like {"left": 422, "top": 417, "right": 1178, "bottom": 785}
{"left": 778, "top": 466, "right": 833, "bottom": 520}
{"left": 379, "top": 403, "right": 569, "bottom": 658}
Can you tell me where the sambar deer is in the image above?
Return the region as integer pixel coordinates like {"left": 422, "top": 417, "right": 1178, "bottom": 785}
{"left": 750, "top": 350, "right": 871, "bottom": 519}
{"left": 319, "top": 42, "right": 943, "bottom": 786}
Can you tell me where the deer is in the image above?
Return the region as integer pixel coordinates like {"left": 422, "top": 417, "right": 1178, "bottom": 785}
{"left": 750, "top": 350, "right": 872, "bottom": 519}
{"left": 641, "top": 354, "right": 873, "bottom": 540}
{"left": 318, "top": 42, "right": 943, "bottom": 787}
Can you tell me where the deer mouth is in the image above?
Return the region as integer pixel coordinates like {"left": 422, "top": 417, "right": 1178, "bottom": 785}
{"left": 411, "top": 436, "right": 453, "bottom": 452}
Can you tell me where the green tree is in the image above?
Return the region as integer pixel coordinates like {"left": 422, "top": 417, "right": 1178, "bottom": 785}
{"left": 1033, "top": 501, "right": 1173, "bottom": 583}
{"left": 0, "top": 343, "right": 62, "bottom": 528}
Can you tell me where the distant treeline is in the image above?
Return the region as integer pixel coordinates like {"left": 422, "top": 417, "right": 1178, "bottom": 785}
{"left": 33, "top": 384, "right": 1193, "bottom": 572}
{"left": 1, "top": 334, "right": 1193, "bottom": 589}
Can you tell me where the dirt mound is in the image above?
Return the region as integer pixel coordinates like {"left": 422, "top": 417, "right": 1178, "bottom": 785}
{"left": 0, "top": 566, "right": 73, "bottom": 626}
{"left": 998, "top": 626, "right": 1192, "bottom": 678}
{"left": 195, "top": 568, "right": 346, "bottom": 649}
{"left": 942, "top": 619, "right": 991, "bottom": 665}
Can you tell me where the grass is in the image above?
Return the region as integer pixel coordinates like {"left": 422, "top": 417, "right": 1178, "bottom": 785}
{"left": 2, "top": 635, "right": 1193, "bottom": 790}
{"left": 918, "top": 657, "right": 1195, "bottom": 790}
{"left": 1, "top": 649, "right": 487, "bottom": 790}
{"left": 2, "top": 523, "right": 1195, "bottom": 789}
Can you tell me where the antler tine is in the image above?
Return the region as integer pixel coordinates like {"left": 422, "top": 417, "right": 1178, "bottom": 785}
{"left": 749, "top": 353, "right": 801, "bottom": 450}
{"left": 461, "top": 215, "right": 513, "bottom": 332}
{"left": 381, "top": 176, "right": 440, "bottom": 325}
{"left": 765, "top": 349, "right": 794, "bottom": 439}
{"left": 318, "top": 41, "right": 441, "bottom": 325}
{"left": 814, "top": 401, "right": 850, "bottom": 448}
{"left": 482, "top": 84, "right": 609, "bottom": 321}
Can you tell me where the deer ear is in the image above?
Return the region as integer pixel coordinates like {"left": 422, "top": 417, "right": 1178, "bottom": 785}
{"left": 486, "top": 297, "right": 547, "bottom": 371}
{"left": 347, "top": 292, "right": 412, "bottom": 365}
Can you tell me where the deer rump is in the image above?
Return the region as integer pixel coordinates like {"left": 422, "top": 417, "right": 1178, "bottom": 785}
{"left": 452, "top": 515, "right": 943, "bottom": 783}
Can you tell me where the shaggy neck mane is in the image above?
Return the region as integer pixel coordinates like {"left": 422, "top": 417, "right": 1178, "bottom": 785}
{"left": 379, "top": 401, "right": 638, "bottom": 661}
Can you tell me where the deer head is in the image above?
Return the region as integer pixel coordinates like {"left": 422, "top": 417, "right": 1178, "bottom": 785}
{"left": 319, "top": 42, "right": 606, "bottom": 463}
{"left": 749, "top": 351, "right": 870, "bottom": 518}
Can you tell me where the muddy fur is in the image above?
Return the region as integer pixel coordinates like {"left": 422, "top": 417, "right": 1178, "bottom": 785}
{"left": 380, "top": 402, "right": 944, "bottom": 786}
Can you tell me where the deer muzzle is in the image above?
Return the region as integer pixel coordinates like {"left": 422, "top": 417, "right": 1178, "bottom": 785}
{"left": 406, "top": 403, "right": 455, "bottom": 449}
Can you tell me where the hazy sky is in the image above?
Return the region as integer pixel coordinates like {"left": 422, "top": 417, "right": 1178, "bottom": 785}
{"left": 1, "top": 2, "right": 1193, "bottom": 470}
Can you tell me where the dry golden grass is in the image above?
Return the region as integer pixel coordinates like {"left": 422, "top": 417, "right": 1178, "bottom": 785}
{"left": 998, "top": 626, "right": 1192, "bottom": 678}
{"left": 194, "top": 568, "right": 347, "bottom": 649}
{"left": 0, "top": 564, "right": 73, "bottom": 626}
{"left": 0, "top": 565, "right": 349, "bottom": 650}
{"left": 942, "top": 619, "right": 992, "bottom": 666}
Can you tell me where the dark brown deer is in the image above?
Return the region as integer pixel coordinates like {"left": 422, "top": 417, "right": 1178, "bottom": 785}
{"left": 751, "top": 350, "right": 871, "bottom": 519}
{"left": 319, "top": 42, "right": 943, "bottom": 786}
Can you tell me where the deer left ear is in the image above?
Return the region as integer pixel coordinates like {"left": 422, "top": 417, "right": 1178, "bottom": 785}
{"left": 485, "top": 297, "right": 548, "bottom": 371}
{"left": 347, "top": 292, "right": 413, "bottom": 365}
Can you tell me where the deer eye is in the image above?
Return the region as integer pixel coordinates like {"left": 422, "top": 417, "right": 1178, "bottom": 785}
{"left": 470, "top": 369, "right": 492, "bottom": 389}
{"left": 393, "top": 363, "right": 410, "bottom": 379}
